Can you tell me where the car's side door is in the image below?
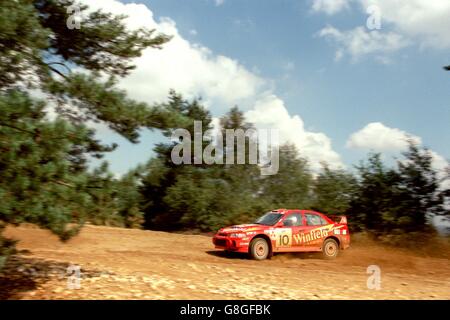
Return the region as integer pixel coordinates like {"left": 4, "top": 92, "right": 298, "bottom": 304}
{"left": 301, "top": 212, "right": 329, "bottom": 250}
{"left": 274, "top": 212, "right": 306, "bottom": 252}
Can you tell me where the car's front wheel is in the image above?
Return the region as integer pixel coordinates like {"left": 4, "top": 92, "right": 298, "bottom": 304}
{"left": 249, "top": 238, "right": 269, "bottom": 260}
{"left": 322, "top": 238, "right": 339, "bottom": 259}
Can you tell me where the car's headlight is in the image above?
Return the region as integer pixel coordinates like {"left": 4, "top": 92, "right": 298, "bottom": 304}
{"left": 229, "top": 233, "right": 246, "bottom": 238}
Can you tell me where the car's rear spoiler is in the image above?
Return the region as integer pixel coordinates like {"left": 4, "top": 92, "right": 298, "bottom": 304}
{"left": 329, "top": 215, "right": 347, "bottom": 224}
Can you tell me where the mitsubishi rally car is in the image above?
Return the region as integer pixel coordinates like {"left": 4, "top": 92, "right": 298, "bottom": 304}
{"left": 212, "top": 209, "right": 350, "bottom": 260}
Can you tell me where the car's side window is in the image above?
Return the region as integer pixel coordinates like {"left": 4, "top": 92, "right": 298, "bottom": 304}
{"left": 283, "top": 213, "right": 303, "bottom": 227}
{"left": 320, "top": 216, "right": 329, "bottom": 225}
{"left": 305, "top": 214, "right": 323, "bottom": 226}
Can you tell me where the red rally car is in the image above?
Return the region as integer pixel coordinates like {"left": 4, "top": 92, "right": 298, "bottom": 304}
{"left": 213, "top": 209, "right": 350, "bottom": 260}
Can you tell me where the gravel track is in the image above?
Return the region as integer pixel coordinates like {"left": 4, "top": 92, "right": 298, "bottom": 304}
{"left": 1, "top": 225, "right": 449, "bottom": 300}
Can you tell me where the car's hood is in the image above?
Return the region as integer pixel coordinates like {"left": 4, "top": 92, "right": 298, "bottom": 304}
{"left": 219, "top": 224, "right": 267, "bottom": 233}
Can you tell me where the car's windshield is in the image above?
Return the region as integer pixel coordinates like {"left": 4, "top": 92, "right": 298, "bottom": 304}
{"left": 255, "top": 212, "right": 283, "bottom": 226}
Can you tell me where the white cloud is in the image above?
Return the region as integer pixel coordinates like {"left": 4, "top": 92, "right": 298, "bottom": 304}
{"left": 360, "top": 0, "right": 450, "bottom": 49}
{"left": 245, "top": 94, "right": 344, "bottom": 171}
{"left": 82, "top": 0, "right": 264, "bottom": 106}
{"left": 215, "top": 0, "right": 225, "bottom": 6}
{"left": 318, "top": 26, "right": 410, "bottom": 62}
{"left": 428, "top": 151, "right": 449, "bottom": 173}
{"left": 315, "top": 0, "right": 450, "bottom": 60}
{"left": 80, "top": 0, "right": 344, "bottom": 172}
{"left": 347, "top": 122, "right": 449, "bottom": 188}
{"left": 346, "top": 122, "right": 421, "bottom": 151}
{"left": 311, "top": 0, "right": 351, "bottom": 15}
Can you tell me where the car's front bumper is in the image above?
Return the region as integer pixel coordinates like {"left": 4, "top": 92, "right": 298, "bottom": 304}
{"left": 212, "top": 235, "right": 249, "bottom": 253}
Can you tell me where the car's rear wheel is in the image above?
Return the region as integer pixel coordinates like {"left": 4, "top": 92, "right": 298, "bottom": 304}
{"left": 322, "top": 238, "right": 339, "bottom": 259}
{"left": 249, "top": 238, "right": 269, "bottom": 260}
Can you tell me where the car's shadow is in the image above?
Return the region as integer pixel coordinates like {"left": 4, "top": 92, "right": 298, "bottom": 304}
{"left": 205, "top": 250, "right": 249, "bottom": 260}
{"left": 0, "top": 253, "right": 117, "bottom": 299}
{"left": 205, "top": 250, "right": 324, "bottom": 260}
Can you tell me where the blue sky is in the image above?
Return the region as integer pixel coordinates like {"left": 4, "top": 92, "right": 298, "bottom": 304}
{"left": 88, "top": 0, "right": 450, "bottom": 176}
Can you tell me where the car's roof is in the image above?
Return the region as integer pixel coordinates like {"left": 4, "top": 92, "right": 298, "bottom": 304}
{"left": 271, "top": 209, "right": 325, "bottom": 215}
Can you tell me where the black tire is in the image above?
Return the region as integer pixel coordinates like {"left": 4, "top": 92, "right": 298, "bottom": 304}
{"left": 249, "top": 238, "right": 269, "bottom": 260}
{"left": 322, "top": 238, "right": 339, "bottom": 260}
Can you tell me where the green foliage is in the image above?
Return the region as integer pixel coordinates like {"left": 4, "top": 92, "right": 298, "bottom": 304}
{"left": 116, "top": 166, "right": 146, "bottom": 228}
{"left": 34, "top": 0, "right": 170, "bottom": 77}
{"left": 45, "top": 73, "right": 183, "bottom": 143}
{"left": 347, "top": 153, "right": 400, "bottom": 233}
{"left": 396, "top": 143, "right": 447, "bottom": 226}
{"left": 0, "top": 224, "right": 17, "bottom": 271}
{"left": 140, "top": 93, "right": 215, "bottom": 230}
{"left": 0, "top": 90, "right": 91, "bottom": 239}
{"left": 140, "top": 97, "right": 315, "bottom": 231}
{"left": 312, "top": 165, "right": 357, "bottom": 215}
{"left": 0, "top": 0, "right": 49, "bottom": 88}
{"left": 260, "top": 144, "right": 312, "bottom": 209}
{"left": 0, "top": 90, "right": 147, "bottom": 263}
{"left": 347, "top": 143, "right": 449, "bottom": 238}
{"left": 85, "top": 163, "right": 145, "bottom": 228}
{"left": 1, "top": 0, "right": 178, "bottom": 146}
{"left": 140, "top": 115, "right": 449, "bottom": 237}
{"left": 163, "top": 169, "right": 219, "bottom": 230}
{"left": 84, "top": 163, "right": 120, "bottom": 226}
{"left": 0, "top": 0, "right": 175, "bottom": 264}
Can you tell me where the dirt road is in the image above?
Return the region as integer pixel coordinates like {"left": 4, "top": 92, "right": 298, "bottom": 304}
{"left": 1, "top": 225, "right": 449, "bottom": 300}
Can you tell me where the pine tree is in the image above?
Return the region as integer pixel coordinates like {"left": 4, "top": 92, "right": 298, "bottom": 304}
{"left": 140, "top": 93, "right": 214, "bottom": 230}
{"left": 394, "top": 142, "right": 449, "bottom": 232}
{"left": 0, "top": 90, "right": 93, "bottom": 239}
{"left": 347, "top": 143, "right": 449, "bottom": 238}
{"left": 0, "top": 0, "right": 180, "bottom": 267}
{"left": 347, "top": 153, "right": 400, "bottom": 234}
{"left": 313, "top": 165, "right": 357, "bottom": 215}
{"left": 260, "top": 144, "right": 312, "bottom": 209}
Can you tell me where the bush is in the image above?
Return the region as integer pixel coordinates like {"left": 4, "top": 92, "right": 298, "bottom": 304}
{"left": 0, "top": 226, "right": 17, "bottom": 272}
